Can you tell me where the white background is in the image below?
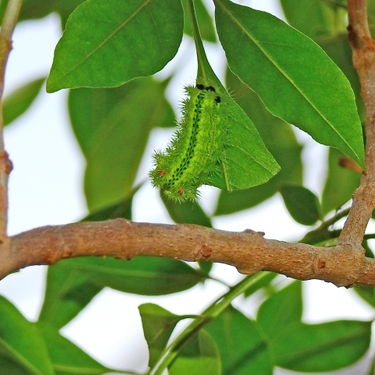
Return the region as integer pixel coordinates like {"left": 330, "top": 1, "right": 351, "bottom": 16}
{"left": 0, "top": 1, "right": 374, "bottom": 374}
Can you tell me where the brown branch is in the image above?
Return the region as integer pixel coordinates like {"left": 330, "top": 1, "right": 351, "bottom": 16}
{"left": 339, "top": 0, "right": 375, "bottom": 245}
{"left": 3, "top": 219, "right": 374, "bottom": 287}
{"left": 0, "top": 0, "right": 22, "bottom": 241}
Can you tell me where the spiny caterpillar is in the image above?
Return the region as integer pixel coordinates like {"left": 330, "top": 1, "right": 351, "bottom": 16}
{"left": 150, "top": 84, "right": 225, "bottom": 202}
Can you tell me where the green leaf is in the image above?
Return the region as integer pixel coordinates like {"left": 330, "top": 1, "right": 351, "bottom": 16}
{"left": 44, "top": 0, "right": 86, "bottom": 28}
{"left": 244, "top": 272, "right": 278, "bottom": 298}
{"left": 363, "top": 240, "right": 375, "bottom": 258}
{"left": 0, "top": 0, "right": 85, "bottom": 27}
{"left": 279, "top": 184, "right": 322, "bottom": 225}
{"left": 280, "top": 0, "right": 336, "bottom": 38}
{"left": 257, "top": 281, "right": 302, "bottom": 340}
{"left": 39, "top": 256, "right": 204, "bottom": 329}
{"left": 197, "top": 260, "right": 213, "bottom": 275}
{"left": 274, "top": 320, "right": 371, "bottom": 372}
{"left": 0, "top": 296, "right": 54, "bottom": 375}
{"left": 168, "top": 330, "right": 221, "bottom": 375}
{"left": 38, "top": 265, "right": 103, "bottom": 329}
{"left": 161, "top": 191, "right": 212, "bottom": 227}
{"left": 368, "top": 0, "right": 375, "bottom": 26}
{"left": 205, "top": 306, "right": 272, "bottom": 374}
{"left": 39, "top": 188, "right": 136, "bottom": 329}
{"left": 215, "top": 0, "right": 364, "bottom": 168}
{"left": 209, "top": 89, "right": 281, "bottom": 192}
{"left": 3, "top": 77, "right": 45, "bottom": 126}
{"left": 320, "top": 35, "right": 365, "bottom": 121}
{"left": 257, "top": 282, "right": 371, "bottom": 372}
{"left": 215, "top": 70, "right": 303, "bottom": 215}
{"left": 322, "top": 148, "right": 361, "bottom": 214}
{"left": 37, "top": 324, "right": 110, "bottom": 375}
{"left": 82, "top": 185, "right": 139, "bottom": 221}
{"left": 0, "top": 0, "right": 51, "bottom": 23}
{"left": 69, "top": 77, "right": 174, "bottom": 211}
{"left": 47, "top": 0, "right": 184, "bottom": 91}
{"left": 354, "top": 285, "right": 375, "bottom": 309}
{"left": 0, "top": 355, "right": 38, "bottom": 375}
{"left": 75, "top": 257, "right": 205, "bottom": 295}
{"left": 139, "top": 303, "right": 184, "bottom": 367}
{"left": 54, "top": 257, "right": 205, "bottom": 296}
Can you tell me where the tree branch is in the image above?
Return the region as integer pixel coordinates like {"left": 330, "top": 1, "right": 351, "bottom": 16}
{"left": 3, "top": 219, "right": 374, "bottom": 287}
{"left": 0, "top": 0, "right": 22, "bottom": 240}
{"left": 339, "top": 0, "right": 375, "bottom": 245}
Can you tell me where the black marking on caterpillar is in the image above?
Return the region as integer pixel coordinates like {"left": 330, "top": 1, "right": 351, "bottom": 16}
{"left": 197, "top": 84, "right": 221, "bottom": 103}
{"left": 150, "top": 84, "right": 225, "bottom": 202}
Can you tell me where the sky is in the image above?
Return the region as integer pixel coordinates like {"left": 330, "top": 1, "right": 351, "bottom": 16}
{"left": 0, "top": 1, "right": 374, "bottom": 374}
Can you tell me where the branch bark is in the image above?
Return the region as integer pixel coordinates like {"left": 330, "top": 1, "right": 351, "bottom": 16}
{"left": 3, "top": 219, "right": 374, "bottom": 287}
{"left": 339, "top": 0, "right": 375, "bottom": 245}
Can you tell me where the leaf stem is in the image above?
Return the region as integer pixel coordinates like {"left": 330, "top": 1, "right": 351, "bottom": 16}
{"left": 185, "top": 0, "right": 218, "bottom": 85}
{"left": 150, "top": 272, "right": 270, "bottom": 374}
{"left": 323, "top": 208, "right": 351, "bottom": 230}
{"left": 301, "top": 208, "right": 350, "bottom": 243}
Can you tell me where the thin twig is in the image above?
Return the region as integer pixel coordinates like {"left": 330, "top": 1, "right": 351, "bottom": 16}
{"left": 339, "top": 0, "right": 375, "bottom": 245}
{"left": 301, "top": 208, "right": 350, "bottom": 244}
{"left": 0, "top": 0, "right": 22, "bottom": 240}
{"left": 0, "top": 0, "right": 23, "bottom": 111}
{"left": 317, "top": 207, "right": 351, "bottom": 232}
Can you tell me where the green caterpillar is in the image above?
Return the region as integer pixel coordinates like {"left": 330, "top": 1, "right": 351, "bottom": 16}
{"left": 150, "top": 84, "right": 225, "bottom": 202}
